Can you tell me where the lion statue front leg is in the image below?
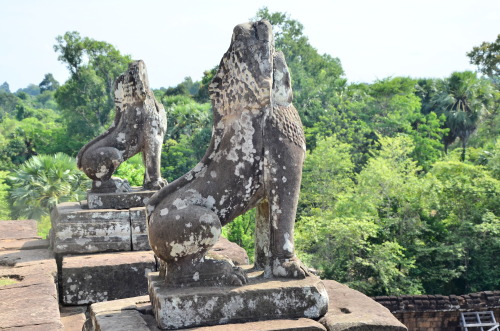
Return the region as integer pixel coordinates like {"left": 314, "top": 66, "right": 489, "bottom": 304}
{"left": 148, "top": 201, "right": 247, "bottom": 286}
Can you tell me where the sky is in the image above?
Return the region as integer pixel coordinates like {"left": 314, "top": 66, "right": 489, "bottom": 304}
{"left": 1, "top": 0, "right": 499, "bottom": 92}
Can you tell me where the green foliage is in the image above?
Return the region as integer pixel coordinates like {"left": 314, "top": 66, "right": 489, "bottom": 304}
{"left": 299, "top": 135, "right": 355, "bottom": 215}
{"left": 161, "top": 128, "right": 212, "bottom": 182}
{"left": 297, "top": 136, "right": 425, "bottom": 295}
{"left": 159, "top": 94, "right": 212, "bottom": 182}
{"left": 114, "top": 153, "right": 145, "bottom": 186}
{"left": 0, "top": 171, "right": 11, "bottom": 219}
{"left": 409, "top": 112, "right": 448, "bottom": 171}
{"left": 255, "top": 8, "right": 345, "bottom": 128}
{"left": 194, "top": 67, "right": 218, "bottom": 103}
{"left": 0, "top": 111, "right": 64, "bottom": 169}
{"left": 8, "top": 153, "right": 90, "bottom": 221}
{"left": 39, "top": 73, "right": 60, "bottom": 93}
{"left": 0, "top": 82, "right": 10, "bottom": 93}
{"left": 37, "top": 216, "right": 52, "bottom": 239}
{"left": 467, "top": 34, "right": 500, "bottom": 79}
{"left": 221, "top": 209, "right": 256, "bottom": 263}
{"left": 431, "top": 71, "right": 494, "bottom": 159}
{"left": 54, "top": 31, "right": 132, "bottom": 150}
{"left": 0, "top": 276, "right": 19, "bottom": 287}
{"left": 161, "top": 95, "right": 212, "bottom": 141}
{"left": 419, "top": 161, "right": 500, "bottom": 293}
{"left": 485, "top": 140, "right": 500, "bottom": 179}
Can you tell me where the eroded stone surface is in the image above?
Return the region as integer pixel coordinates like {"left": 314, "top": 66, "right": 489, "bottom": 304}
{"left": 95, "top": 310, "right": 151, "bottom": 331}
{"left": 61, "top": 251, "right": 156, "bottom": 305}
{"left": 87, "top": 188, "right": 156, "bottom": 210}
{"left": 319, "top": 280, "right": 407, "bottom": 331}
{"left": 208, "top": 236, "right": 249, "bottom": 265}
{"left": 130, "top": 207, "right": 151, "bottom": 251}
{"left": 60, "top": 305, "right": 88, "bottom": 331}
{"left": 182, "top": 319, "right": 327, "bottom": 330}
{"left": 50, "top": 202, "right": 131, "bottom": 254}
{"left": 148, "top": 271, "right": 328, "bottom": 329}
{"left": 87, "top": 293, "right": 326, "bottom": 331}
{"left": 0, "top": 219, "right": 37, "bottom": 239}
{"left": 77, "top": 60, "right": 167, "bottom": 192}
{"left": 0, "top": 247, "right": 55, "bottom": 268}
{"left": 0, "top": 245, "right": 61, "bottom": 330}
{"left": 0, "top": 238, "right": 49, "bottom": 251}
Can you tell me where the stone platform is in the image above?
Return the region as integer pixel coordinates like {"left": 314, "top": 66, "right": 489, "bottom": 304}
{"left": 0, "top": 220, "right": 63, "bottom": 330}
{"left": 61, "top": 251, "right": 157, "bottom": 305}
{"left": 148, "top": 268, "right": 329, "bottom": 330}
{"left": 50, "top": 201, "right": 150, "bottom": 254}
{"left": 85, "top": 278, "right": 407, "bottom": 331}
{"left": 87, "top": 188, "right": 156, "bottom": 210}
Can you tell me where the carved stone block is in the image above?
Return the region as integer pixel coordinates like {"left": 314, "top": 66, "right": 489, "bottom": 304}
{"left": 61, "top": 251, "right": 156, "bottom": 305}
{"left": 86, "top": 295, "right": 327, "bottom": 331}
{"left": 87, "top": 188, "right": 156, "bottom": 210}
{"left": 130, "top": 207, "right": 151, "bottom": 251}
{"left": 148, "top": 270, "right": 329, "bottom": 329}
{"left": 50, "top": 202, "right": 131, "bottom": 254}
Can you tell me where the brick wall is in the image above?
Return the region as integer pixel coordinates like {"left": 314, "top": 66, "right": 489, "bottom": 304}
{"left": 373, "top": 291, "right": 500, "bottom": 331}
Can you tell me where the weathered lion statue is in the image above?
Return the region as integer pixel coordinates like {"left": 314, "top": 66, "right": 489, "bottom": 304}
{"left": 77, "top": 60, "right": 167, "bottom": 192}
{"left": 147, "top": 20, "right": 308, "bottom": 286}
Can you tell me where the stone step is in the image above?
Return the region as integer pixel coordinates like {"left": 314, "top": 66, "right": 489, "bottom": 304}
{"left": 61, "top": 250, "right": 157, "bottom": 305}
{"left": 0, "top": 226, "right": 63, "bottom": 330}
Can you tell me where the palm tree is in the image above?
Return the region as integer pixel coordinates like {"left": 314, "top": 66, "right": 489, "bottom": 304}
{"left": 9, "top": 153, "right": 89, "bottom": 220}
{"left": 432, "top": 71, "right": 493, "bottom": 161}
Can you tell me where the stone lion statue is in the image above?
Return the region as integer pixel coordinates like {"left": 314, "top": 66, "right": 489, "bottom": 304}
{"left": 77, "top": 60, "right": 167, "bottom": 192}
{"left": 147, "top": 20, "right": 308, "bottom": 286}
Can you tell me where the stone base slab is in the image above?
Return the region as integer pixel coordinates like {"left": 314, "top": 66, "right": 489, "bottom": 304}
{"left": 148, "top": 270, "right": 329, "bottom": 329}
{"left": 50, "top": 201, "right": 150, "bottom": 254}
{"left": 85, "top": 295, "right": 327, "bottom": 331}
{"left": 61, "top": 251, "right": 157, "bottom": 305}
{"left": 320, "top": 280, "right": 407, "bottom": 330}
{"left": 87, "top": 188, "right": 156, "bottom": 210}
{"left": 84, "top": 278, "right": 408, "bottom": 330}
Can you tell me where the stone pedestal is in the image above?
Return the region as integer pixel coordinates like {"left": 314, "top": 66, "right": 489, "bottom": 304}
{"left": 50, "top": 201, "right": 150, "bottom": 254}
{"left": 148, "top": 269, "right": 329, "bottom": 330}
{"left": 87, "top": 188, "right": 156, "bottom": 210}
{"left": 61, "top": 251, "right": 157, "bottom": 305}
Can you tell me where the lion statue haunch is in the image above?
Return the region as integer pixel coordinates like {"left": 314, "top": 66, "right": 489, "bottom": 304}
{"left": 147, "top": 20, "right": 308, "bottom": 287}
{"left": 77, "top": 60, "right": 167, "bottom": 192}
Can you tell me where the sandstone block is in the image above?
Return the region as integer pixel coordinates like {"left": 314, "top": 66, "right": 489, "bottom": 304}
{"left": 87, "top": 188, "right": 156, "bottom": 210}
{"left": 0, "top": 238, "right": 49, "bottom": 251}
{"left": 319, "top": 280, "right": 407, "bottom": 331}
{"left": 0, "top": 247, "right": 61, "bottom": 330}
{"left": 51, "top": 202, "right": 131, "bottom": 254}
{"left": 148, "top": 271, "right": 329, "bottom": 330}
{"left": 130, "top": 207, "right": 150, "bottom": 251}
{"left": 208, "top": 237, "right": 249, "bottom": 265}
{"left": 86, "top": 295, "right": 326, "bottom": 331}
{"left": 0, "top": 219, "right": 37, "bottom": 239}
{"left": 61, "top": 251, "right": 157, "bottom": 305}
{"left": 60, "top": 306, "right": 88, "bottom": 331}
